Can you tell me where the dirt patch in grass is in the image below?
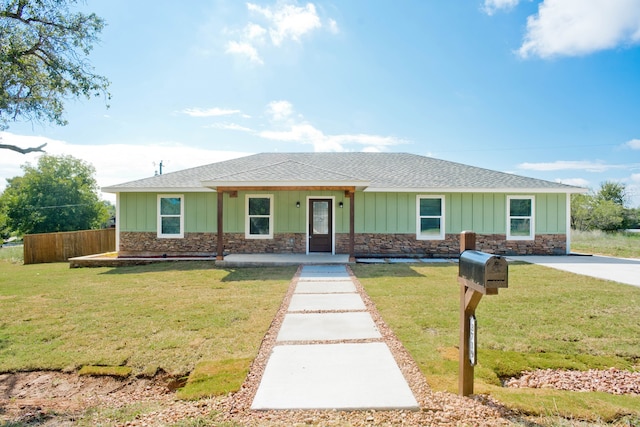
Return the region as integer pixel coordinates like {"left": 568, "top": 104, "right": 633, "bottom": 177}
{"left": 0, "top": 371, "right": 175, "bottom": 421}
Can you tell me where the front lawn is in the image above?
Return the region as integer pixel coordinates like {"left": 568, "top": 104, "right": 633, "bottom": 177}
{"left": 353, "top": 262, "right": 640, "bottom": 423}
{"left": 1, "top": 256, "right": 639, "bottom": 424}
{"left": 0, "top": 261, "right": 295, "bottom": 380}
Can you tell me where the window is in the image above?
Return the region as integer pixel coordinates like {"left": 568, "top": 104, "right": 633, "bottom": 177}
{"left": 246, "top": 195, "right": 273, "bottom": 239}
{"left": 416, "top": 196, "right": 445, "bottom": 240}
{"left": 158, "top": 195, "right": 184, "bottom": 238}
{"left": 507, "top": 196, "right": 535, "bottom": 240}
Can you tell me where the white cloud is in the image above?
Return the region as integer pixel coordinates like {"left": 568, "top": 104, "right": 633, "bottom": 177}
{"left": 248, "top": 2, "right": 322, "bottom": 46}
{"left": 245, "top": 23, "right": 267, "bottom": 42}
{"left": 182, "top": 107, "right": 242, "bottom": 117}
{"left": 0, "top": 132, "right": 248, "bottom": 202}
{"left": 518, "top": 0, "right": 640, "bottom": 58}
{"left": 257, "top": 102, "right": 406, "bottom": 152}
{"left": 225, "top": 40, "right": 264, "bottom": 64}
{"left": 626, "top": 138, "right": 640, "bottom": 149}
{"left": 484, "top": 0, "right": 520, "bottom": 15}
{"left": 518, "top": 160, "right": 620, "bottom": 172}
{"left": 225, "top": 2, "right": 336, "bottom": 64}
{"left": 266, "top": 100, "right": 295, "bottom": 121}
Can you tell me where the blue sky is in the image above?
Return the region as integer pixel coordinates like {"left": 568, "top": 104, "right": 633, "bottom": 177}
{"left": 2, "top": 0, "right": 640, "bottom": 206}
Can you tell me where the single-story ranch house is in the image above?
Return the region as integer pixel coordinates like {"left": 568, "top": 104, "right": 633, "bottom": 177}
{"left": 102, "top": 152, "right": 586, "bottom": 261}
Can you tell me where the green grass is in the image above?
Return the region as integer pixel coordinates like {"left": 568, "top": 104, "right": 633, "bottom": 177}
{"left": 177, "top": 358, "right": 252, "bottom": 400}
{"left": 2, "top": 233, "right": 640, "bottom": 424}
{"left": 352, "top": 263, "right": 640, "bottom": 422}
{"left": 572, "top": 230, "right": 640, "bottom": 258}
{"left": 0, "top": 245, "right": 23, "bottom": 264}
{"left": 0, "top": 261, "right": 295, "bottom": 379}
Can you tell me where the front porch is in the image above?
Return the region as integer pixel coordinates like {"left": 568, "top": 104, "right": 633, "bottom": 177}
{"left": 69, "top": 252, "right": 351, "bottom": 268}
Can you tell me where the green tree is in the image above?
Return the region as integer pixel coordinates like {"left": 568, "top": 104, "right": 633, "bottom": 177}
{"left": 570, "top": 193, "right": 592, "bottom": 231}
{"left": 596, "top": 181, "right": 627, "bottom": 206}
{"left": 624, "top": 207, "right": 640, "bottom": 229}
{"left": 571, "top": 182, "right": 631, "bottom": 231}
{"left": 0, "top": 154, "right": 108, "bottom": 234}
{"left": 0, "top": 207, "right": 10, "bottom": 239}
{"left": 0, "top": 0, "right": 109, "bottom": 153}
{"left": 588, "top": 199, "right": 625, "bottom": 231}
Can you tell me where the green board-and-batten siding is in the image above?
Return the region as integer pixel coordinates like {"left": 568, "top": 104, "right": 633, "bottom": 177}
{"left": 355, "top": 192, "right": 566, "bottom": 234}
{"left": 118, "top": 191, "right": 567, "bottom": 235}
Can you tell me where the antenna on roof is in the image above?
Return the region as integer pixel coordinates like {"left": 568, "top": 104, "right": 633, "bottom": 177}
{"left": 153, "top": 160, "right": 164, "bottom": 176}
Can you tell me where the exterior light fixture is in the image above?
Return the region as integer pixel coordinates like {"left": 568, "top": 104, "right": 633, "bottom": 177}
{"left": 339, "top": 202, "right": 344, "bottom": 208}
{"left": 296, "top": 201, "right": 300, "bottom": 208}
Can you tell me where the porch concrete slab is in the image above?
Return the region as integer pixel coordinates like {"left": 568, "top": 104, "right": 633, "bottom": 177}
{"left": 251, "top": 342, "right": 419, "bottom": 410}
{"left": 294, "top": 280, "right": 356, "bottom": 294}
{"left": 277, "top": 312, "right": 381, "bottom": 342}
{"left": 288, "top": 293, "right": 366, "bottom": 312}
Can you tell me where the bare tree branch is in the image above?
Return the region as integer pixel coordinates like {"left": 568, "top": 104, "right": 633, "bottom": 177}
{"left": 0, "top": 142, "right": 47, "bottom": 154}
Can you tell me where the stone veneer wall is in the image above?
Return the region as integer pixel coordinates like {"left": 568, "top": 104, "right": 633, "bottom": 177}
{"left": 119, "top": 232, "right": 217, "bottom": 257}
{"left": 224, "top": 233, "right": 306, "bottom": 254}
{"left": 119, "top": 232, "right": 306, "bottom": 257}
{"left": 336, "top": 233, "right": 566, "bottom": 257}
{"left": 119, "top": 231, "right": 566, "bottom": 257}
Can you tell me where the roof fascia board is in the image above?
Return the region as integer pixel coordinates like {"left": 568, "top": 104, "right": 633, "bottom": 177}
{"left": 364, "top": 187, "right": 588, "bottom": 194}
{"left": 103, "top": 185, "right": 587, "bottom": 194}
{"left": 101, "top": 187, "right": 216, "bottom": 194}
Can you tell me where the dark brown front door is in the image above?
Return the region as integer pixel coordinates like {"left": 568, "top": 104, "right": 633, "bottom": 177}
{"left": 309, "top": 199, "right": 332, "bottom": 252}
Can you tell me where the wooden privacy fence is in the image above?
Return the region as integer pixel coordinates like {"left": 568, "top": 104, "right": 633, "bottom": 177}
{"left": 24, "top": 228, "right": 115, "bottom": 265}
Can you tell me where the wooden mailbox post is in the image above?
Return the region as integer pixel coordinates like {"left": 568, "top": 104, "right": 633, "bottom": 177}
{"left": 458, "top": 231, "right": 508, "bottom": 396}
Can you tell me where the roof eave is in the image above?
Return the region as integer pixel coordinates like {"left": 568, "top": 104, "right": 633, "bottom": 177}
{"left": 364, "top": 187, "right": 589, "bottom": 193}
{"left": 101, "top": 186, "right": 216, "bottom": 194}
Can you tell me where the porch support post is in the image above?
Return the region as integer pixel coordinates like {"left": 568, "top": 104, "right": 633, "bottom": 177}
{"left": 216, "top": 191, "right": 224, "bottom": 260}
{"left": 348, "top": 190, "right": 355, "bottom": 262}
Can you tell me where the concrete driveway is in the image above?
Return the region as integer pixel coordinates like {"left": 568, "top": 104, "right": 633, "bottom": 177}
{"left": 508, "top": 255, "right": 640, "bottom": 288}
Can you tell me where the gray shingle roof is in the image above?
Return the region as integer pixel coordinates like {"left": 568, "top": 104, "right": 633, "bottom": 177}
{"left": 102, "top": 152, "right": 585, "bottom": 193}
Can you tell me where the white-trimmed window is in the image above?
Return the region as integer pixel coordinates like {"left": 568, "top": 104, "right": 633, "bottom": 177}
{"left": 507, "top": 196, "right": 535, "bottom": 240}
{"left": 158, "top": 194, "right": 184, "bottom": 238}
{"left": 416, "top": 195, "right": 445, "bottom": 240}
{"left": 246, "top": 194, "right": 273, "bottom": 239}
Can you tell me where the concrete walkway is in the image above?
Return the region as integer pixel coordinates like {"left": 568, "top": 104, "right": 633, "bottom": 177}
{"left": 509, "top": 255, "right": 640, "bottom": 288}
{"left": 251, "top": 265, "right": 419, "bottom": 411}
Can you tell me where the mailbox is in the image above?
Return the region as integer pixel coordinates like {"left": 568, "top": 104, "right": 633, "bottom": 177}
{"left": 458, "top": 250, "right": 508, "bottom": 294}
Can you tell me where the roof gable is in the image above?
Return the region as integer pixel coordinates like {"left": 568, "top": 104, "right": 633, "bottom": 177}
{"left": 203, "top": 159, "right": 368, "bottom": 186}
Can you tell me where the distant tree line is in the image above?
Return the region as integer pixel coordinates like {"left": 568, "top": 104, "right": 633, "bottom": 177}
{"left": 0, "top": 154, "right": 110, "bottom": 240}
{"left": 571, "top": 181, "right": 640, "bottom": 232}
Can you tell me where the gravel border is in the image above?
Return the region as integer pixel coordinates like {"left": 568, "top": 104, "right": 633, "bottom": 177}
{"left": 212, "top": 265, "right": 513, "bottom": 426}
